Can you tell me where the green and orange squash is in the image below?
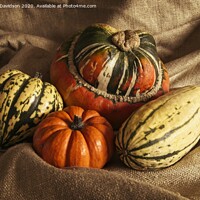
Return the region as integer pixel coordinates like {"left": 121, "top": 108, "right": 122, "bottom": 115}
{"left": 115, "top": 86, "right": 200, "bottom": 170}
{"left": 50, "top": 23, "right": 169, "bottom": 129}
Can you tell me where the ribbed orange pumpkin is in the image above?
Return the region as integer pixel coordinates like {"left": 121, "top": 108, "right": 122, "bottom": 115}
{"left": 33, "top": 106, "right": 114, "bottom": 169}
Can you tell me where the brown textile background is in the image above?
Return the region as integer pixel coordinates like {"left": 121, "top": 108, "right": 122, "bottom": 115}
{"left": 0, "top": 0, "right": 200, "bottom": 199}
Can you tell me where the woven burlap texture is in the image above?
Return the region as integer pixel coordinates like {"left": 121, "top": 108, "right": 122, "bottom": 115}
{"left": 0, "top": 0, "right": 199, "bottom": 199}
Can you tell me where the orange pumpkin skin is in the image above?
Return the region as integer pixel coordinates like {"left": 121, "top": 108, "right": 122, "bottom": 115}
{"left": 50, "top": 24, "right": 170, "bottom": 130}
{"left": 33, "top": 106, "right": 114, "bottom": 169}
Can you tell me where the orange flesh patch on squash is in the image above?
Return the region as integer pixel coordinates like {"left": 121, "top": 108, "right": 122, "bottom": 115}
{"left": 133, "top": 58, "right": 156, "bottom": 94}
{"left": 78, "top": 51, "right": 109, "bottom": 86}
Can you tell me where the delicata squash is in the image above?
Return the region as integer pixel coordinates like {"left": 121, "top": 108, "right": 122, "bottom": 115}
{"left": 115, "top": 86, "right": 200, "bottom": 170}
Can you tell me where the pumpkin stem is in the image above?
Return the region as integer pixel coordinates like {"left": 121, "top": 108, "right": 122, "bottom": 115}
{"left": 70, "top": 115, "right": 84, "bottom": 130}
{"left": 111, "top": 30, "right": 140, "bottom": 52}
{"left": 34, "top": 72, "right": 42, "bottom": 79}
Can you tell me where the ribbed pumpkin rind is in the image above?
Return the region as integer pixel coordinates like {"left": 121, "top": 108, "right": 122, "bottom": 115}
{"left": 33, "top": 106, "right": 114, "bottom": 169}
{"left": 115, "top": 86, "right": 200, "bottom": 170}
{"left": 0, "top": 70, "right": 63, "bottom": 148}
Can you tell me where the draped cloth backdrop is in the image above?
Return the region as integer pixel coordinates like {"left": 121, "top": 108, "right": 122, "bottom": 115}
{"left": 0, "top": 0, "right": 200, "bottom": 199}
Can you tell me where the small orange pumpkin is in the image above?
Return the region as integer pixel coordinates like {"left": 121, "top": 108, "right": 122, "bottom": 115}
{"left": 33, "top": 106, "right": 114, "bottom": 169}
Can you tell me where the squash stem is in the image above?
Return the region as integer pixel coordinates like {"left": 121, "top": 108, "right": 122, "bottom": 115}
{"left": 34, "top": 72, "right": 42, "bottom": 79}
{"left": 70, "top": 115, "right": 84, "bottom": 130}
{"left": 111, "top": 30, "right": 140, "bottom": 52}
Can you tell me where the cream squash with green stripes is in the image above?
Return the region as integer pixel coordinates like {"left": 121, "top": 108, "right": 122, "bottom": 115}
{"left": 115, "top": 86, "right": 200, "bottom": 170}
{"left": 0, "top": 69, "right": 63, "bottom": 148}
{"left": 50, "top": 23, "right": 169, "bottom": 129}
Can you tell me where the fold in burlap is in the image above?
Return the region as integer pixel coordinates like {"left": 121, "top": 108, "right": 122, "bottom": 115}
{"left": 0, "top": 0, "right": 199, "bottom": 199}
{"left": 0, "top": 143, "right": 192, "bottom": 200}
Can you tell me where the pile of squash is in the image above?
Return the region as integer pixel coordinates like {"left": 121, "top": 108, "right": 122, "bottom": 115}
{"left": 1, "top": 23, "right": 200, "bottom": 170}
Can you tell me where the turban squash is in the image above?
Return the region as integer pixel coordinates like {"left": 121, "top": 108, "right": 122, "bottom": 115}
{"left": 33, "top": 106, "right": 114, "bottom": 169}
{"left": 50, "top": 23, "right": 169, "bottom": 129}
{"left": 0, "top": 69, "right": 63, "bottom": 149}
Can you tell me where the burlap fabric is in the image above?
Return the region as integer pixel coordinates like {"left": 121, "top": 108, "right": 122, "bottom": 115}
{"left": 0, "top": 0, "right": 200, "bottom": 199}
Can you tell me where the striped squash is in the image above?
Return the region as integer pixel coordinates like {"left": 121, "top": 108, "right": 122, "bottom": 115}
{"left": 73, "top": 24, "right": 168, "bottom": 97}
{"left": 115, "top": 86, "right": 200, "bottom": 170}
{"left": 50, "top": 23, "right": 169, "bottom": 129}
{"left": 0, "top": 69, "right": 63, "bottom": 148}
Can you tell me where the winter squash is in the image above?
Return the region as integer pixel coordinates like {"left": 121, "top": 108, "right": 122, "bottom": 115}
{"left": 50, "top": 24, "right": 169, "bottom": 129}
{"left": 115, "top": 86, "right": 200, "bottom": 170}
{"left": 0, "top": 69, "right": 63, "bottom": 148}
{"left": 50, "top": 23, "right": 169, "bottom": 129}
{"left": 33, "top": 106, "right": 114, "bottom": 169}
